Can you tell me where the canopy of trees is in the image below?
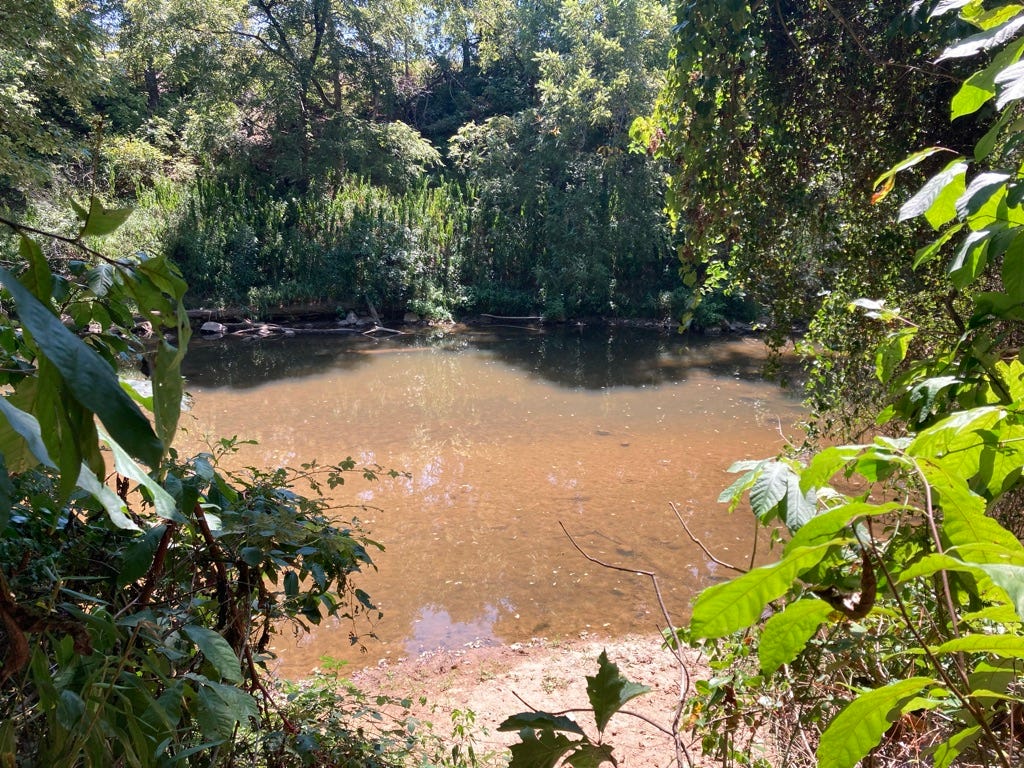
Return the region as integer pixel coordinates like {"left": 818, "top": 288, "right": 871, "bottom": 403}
{"left": 0, "top": 0, "right": 699, "bottom": 322}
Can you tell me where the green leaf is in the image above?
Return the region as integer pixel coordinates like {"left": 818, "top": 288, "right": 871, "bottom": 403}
{"left": 182, "top": 626, "right": 242, "bottom": 683}
{"left": 508, "top": 729, "right": 577, "bottom": 768}
{"left": 817, "top": 678, "right": 933, "bottom": 768}
{"left": 284, "top": 570, "right": 299, "bottom": 597}
{"left": 786, "top": 502, "right": 905, "bottom": 555}
{"left": 956, "top": 171, "right": 1012, "bottom": 218}
{"left": 913, "top": 223, "right": 965, "bottom": 269}
{"left": 876, "top": 327, "right": 917, "bottom": 383}
{"left": 586, "top": 650, "right": 651, "bottom": 733}
{"left": 565, "top": 742, "right": 616, "bottom": 767}
{"left": 800, "top": 445, "right": 863, "bottom": 492}
{"left": 973, "top": 563, "right": 1024, "bottom": 618}
{"left": 0, "top": 267, "right": 163, "bottom": 468}
{"left": 56, "top": 690, "right": 86, "bottom": 730}
{"left": 930, "top": 0, "right": 974, "bottom": 18}
{"left": 898, "top": 160, "right": 967, "bottom": 226}
{"left": 74, "top": 462, "right": 138, "bottom": 530}
{"left": 0, "top": 396, "right": 56, "bottom": 470}
{"left": 932, "top": 725, "right": 982, "bottom": 768}
{"left": 1002, "top": 231, "right": 1024, "bottom": 300}
{"left": 18, "top": 236, "right": 53, "bottom": 304}
{"left": 77, "top": 196, "right": 132, "bottom": 238}
{"left": 193, "top": 680, "right": 257, "bottom": 740}
{"left": 690, "top": 543, "right": 841, "bottom": 639}
{"left": 996, "top": 59, "right": 1024, "bottom": 108}
{"left": 952, "top": 37, "right": 1024, "bottom": 118}
{"left": 937, "top": 13, "right": 1024, "bottom": 61}
{"left": 758, "top": 597, "right": 833, "bottom": 675}
{"left": 749, "top": 461, "right": 791, "bottom": 520}
{"left": 98, "top": 426, "right": 182, "bottom": 523}
{"left": 499, "top": 713, "right": 585, "bottom": 736}
{"left": 872, "top": 147, "right": 950, "bottom": 191}
{"left": 118, "top": 525, "right": 167, "bottom": 587}
{"left": 934, "top": 633, "right": 1024, "bottom": 658}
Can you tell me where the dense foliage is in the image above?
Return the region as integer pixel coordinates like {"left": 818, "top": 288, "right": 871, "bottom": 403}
{"left": 671, "top": 3, "right": 1024, "bottom": 767}
{"left": 0, "top": 0, "right": 698, "bottom": 322}
{"left": 0, "top": 203, "right": 450, "bottom": 765}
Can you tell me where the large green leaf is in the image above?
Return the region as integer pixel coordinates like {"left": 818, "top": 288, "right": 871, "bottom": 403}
{"left": 182, "top": 626, "right": 242, "bottom": 683}
{"left": 98, "top": 426, "right": 182, "bottom": 522}
{"left": 565, "top": 743, "right": 616, "bottom": 768}
{"left": 690, "top": 542, "right": 841, "bottom": 639}
{"left": 952, "top": 37, "right": 1024, "bottom": 117}
{"left": 937, "top": 13, "right": 1024, "bottom": 61}
{"left": 127, "top": 256, "right": 191, "bottom": 448}
{"left": 192, "top": 679, "right": 257, "bottom": 740}
{"left": 117, "top": 525, "right": 166, "bottom": 587}
{"left": 934, "top": 633, "right": 1024, "bottom": 658}
{"left": 0, "top": 396, "right": 57, "bottom": 470}
{"left": 817, "top": 678, "right": 934, "bottom": 768}
{"left": 785, "top": 502, "right": 901, "bottom": 555}
{"left": 74, "top": 461, "right": 139, "bottom": 530}
{"left": 499, "top": 713, "right": 585, "bottom": 736}
{"left": 997, "top": 59, "right": 1024, "bottom": 109}
{"left": 585, "top": 650, "right": 651, "bottom": 734}
{"left": 931, "top": 0, "right": 976, "bottom": 18}
{"left": 799, "top": 445, "right": 863, "bottom": 493}
{"left": 956, "top": 171, "right": 1013, "bottom": 218}
{"left": 18, "top": 235, "right": 53, "bottom": 304}
{"left": 75, "top": 196, "right": 133, "bottom": 239}
{"left": 749, "top": 461, "right": 791, "bottom": 521}
{"left": 897, "top": 159, "right": 967, "bottom": 225}
{"left": 508, "top": 729, "right": 577, "bottom": 768}
{"left": 758, "top": 597, "right": 833, "bottom": 675}
{"left": 933, "top": 725, "right": 982, "bottom": 768}
{"left": 0, "top": 267, "right": 163, "bottom": 468}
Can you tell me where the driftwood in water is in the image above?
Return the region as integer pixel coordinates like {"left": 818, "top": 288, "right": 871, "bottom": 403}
{"left": 480, "top": 313, "right": 543, "bottom": 323}
{"left": 362, "top": 325, "right": 405, "bottom": 336}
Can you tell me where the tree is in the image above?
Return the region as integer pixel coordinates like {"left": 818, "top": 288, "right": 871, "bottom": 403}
{"left": 0, "top": 0, "right": 102, "bottom": 203}
{"left": 678, "top": 2, "right": 1024, "bottom": 765}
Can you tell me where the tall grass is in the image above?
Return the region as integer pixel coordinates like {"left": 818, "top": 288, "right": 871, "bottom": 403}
{"left": 168, "top": 176, "right": 472, "bottom": 318}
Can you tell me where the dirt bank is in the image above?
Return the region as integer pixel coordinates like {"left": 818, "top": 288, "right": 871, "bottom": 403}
{"left": 348, "top": 633, "right": 715, "bottom": 768}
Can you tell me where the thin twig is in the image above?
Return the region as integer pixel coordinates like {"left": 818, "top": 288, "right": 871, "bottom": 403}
{"left": 559, "top": 521, "right": 694, "bottom": 768}
{"left": 669, "top": 502, "right": 746, "bottom": 574}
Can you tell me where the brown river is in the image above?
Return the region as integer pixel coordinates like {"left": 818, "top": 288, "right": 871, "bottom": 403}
{"left": 179, "top": 326, "right": 804, "bottom": 678}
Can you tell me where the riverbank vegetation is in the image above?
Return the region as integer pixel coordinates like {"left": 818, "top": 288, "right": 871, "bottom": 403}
{"left": 628, "top": 2, "right": 1024, "bottom": 767}
{"left": 2, "top": 0, "right": 720, "bottom": 324}
{"left": 6, "top": 0, "right": 1024, "bottom": 767}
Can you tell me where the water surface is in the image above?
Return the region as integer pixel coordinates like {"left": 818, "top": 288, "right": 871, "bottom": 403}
{"left": 179, "top": 327, "right": 804, "bottom": 677}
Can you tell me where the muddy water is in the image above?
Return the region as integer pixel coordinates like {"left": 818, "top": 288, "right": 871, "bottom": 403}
{"left": 179, "top": 327, "right": 804, "bottom": 677}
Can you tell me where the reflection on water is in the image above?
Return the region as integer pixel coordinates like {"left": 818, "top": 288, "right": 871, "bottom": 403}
{"left": 182, "top": 326, "right": 800, "bottom": 390}
{"left": 179, "top": 327, "right": 804, "bottom": 677}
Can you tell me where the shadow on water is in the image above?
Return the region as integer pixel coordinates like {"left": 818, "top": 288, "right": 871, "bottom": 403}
{"left": 182, "top": 325, "right": 802, "bottom": 391}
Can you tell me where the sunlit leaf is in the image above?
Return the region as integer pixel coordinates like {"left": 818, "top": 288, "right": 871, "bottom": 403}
{"left": 77, "top": 196, "right": 132, "bottom": 239}
{"left": 898, "top": 159, "right": 967, "bottom": 225}
{"left": 933, "top": 725, "right": 982, "bottom": 768}
{"left": 0, "top": 267, "right": 163, "bottom": 468}
{"left": 758, "top": 597, "right": 833, "bottom": 675}
{"left": 817, "top": 678, "right": 933, "bottom": 768}
{"left": 934, "top": 633, "right": 1024, "bottom": 658}
{"left": 937, "top": 13, "right": 1024, "bottom": 61}
{"left": 691, "top": 543, "right": 842, "bottom": 639}
{"left": 98, "top": 426, "right": 182, "bottom": 523}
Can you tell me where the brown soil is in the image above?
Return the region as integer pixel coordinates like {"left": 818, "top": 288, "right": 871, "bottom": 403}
{"left": 349, "top": 633, "right": 717, "bottom": 768}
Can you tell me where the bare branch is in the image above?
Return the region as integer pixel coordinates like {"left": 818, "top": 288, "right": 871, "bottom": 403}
{"left": 669, "top": 502, "right": 747, "bottom": 574}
